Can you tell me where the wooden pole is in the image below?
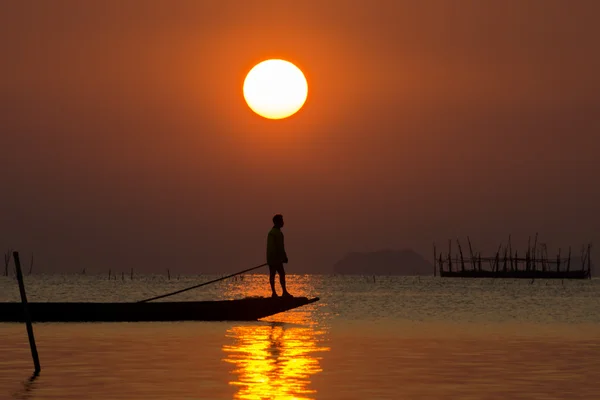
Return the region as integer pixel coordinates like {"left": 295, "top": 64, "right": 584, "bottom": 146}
{"left": 4, "top": 250, "right": 10, "bottom": 276}
{"left": 540, "top": 244, "right": 546, "bottom": 272}
{"left": 493, "top": 243, "right": 502, "bottom": 273}
{"left": 467, "top": 236, "right": 476, "bottom": 271}
{"left": 457, "top": 239, "right": 465, "bottom": 272}
{"left": 587, "top": 243, "right": 592, "bottom": 279}
{"left": 532, "top": 233, "right": 538, "bottom": 271}
{"left": 448, "top": 240, "right": 452, "bottom": 272}
{"left": 138, "top": 262, "right": 268, "bottom": 303}
{"left": 28, "top": 253, "right": 34, "bottom": 275}
{"left": 433, "top": 243, "right": 437, "bottom": 277}
{"left": 526, "top": 236, "right": 531, "bottom": 271}
{"left": 508, "top": 235, "right": 513, "bottom": 271}
{"left": 13, "top": 251, "right": 41, "bottom": 375}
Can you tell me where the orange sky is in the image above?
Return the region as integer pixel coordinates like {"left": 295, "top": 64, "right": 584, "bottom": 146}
{"left": 1, "top": 1, "right": 599, "bottom": 273}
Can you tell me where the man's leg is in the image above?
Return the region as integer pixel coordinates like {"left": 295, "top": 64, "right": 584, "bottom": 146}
{"left": 279, "top": 265, "right": 292, "bottom": 297}
{"left": 269, "top": 265, "right": 277, "bottom": 297}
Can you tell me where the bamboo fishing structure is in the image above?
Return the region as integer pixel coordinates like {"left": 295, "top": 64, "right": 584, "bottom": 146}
{"left": 433, "top": 235, "right": 592, "bottom": 279}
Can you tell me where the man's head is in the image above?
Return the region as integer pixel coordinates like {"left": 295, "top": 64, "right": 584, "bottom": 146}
{"left": 272, "top": 214, "right": 284, "bottom": 228}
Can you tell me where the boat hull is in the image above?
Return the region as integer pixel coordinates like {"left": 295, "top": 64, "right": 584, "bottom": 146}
{"left": 0, "top": 296, "right": 319, "bottom": 323}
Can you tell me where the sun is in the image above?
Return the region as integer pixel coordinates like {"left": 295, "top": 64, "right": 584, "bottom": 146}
{"left": 243, "top": 59, "right": 308, "bottom": 120}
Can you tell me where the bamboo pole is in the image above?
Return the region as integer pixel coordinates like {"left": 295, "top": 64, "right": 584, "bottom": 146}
{"left": 448, "top": 240, "right": 452, "bottom": 272}
{"left": 457, "top": 239, "right": 465, "bottom": 272}
{"left": 138, "top": 262, "right": 268, "bottom": 303}
{"left": 493, "top": 243, "right": 502, "bottom": 273}
{"left": 4, "top": 250, "right": 10, "bottom": 276}
{"left": 13, "top": 252, "right": 41, "bottom": 375}
{"left": 540, "top": 244, "right": 546, "bottom": 272}
{"left": 28, "top": 253, "right": 34, "bottom": 275}
{"left": 508, "top": 235, "right": 513, "bottom": 271}
{"left": 567, "top": 247, "right": 571, "bottom": 272}
{"left": 587, "top": 243, "right": 592, "bottom": 278}
{"left": 467, "top": 236, "right": 476, "bottom": 271}
{"left": 433, "top": 243, "right": 437, "bottom": 277}
{"left": 526, "top": 236, "right": 531, "bottom": 271}
{"left": 532, "top": 233, "right": 538, "bottom": 271}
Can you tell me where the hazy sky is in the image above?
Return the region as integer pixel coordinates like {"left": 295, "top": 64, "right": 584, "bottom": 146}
{"left": 1, "top": 1, "right": 598, "bottom": 273}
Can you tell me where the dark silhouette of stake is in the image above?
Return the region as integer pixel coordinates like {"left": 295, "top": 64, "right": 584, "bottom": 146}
{"left": 13, "top": 251, "right": 41, "bottom": 375}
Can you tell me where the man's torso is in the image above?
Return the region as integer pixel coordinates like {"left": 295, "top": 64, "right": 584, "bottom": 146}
{"left": 266, "top": 227, "right": 285, "bottom": 264}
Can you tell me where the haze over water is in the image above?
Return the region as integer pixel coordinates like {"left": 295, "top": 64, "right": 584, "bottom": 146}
{"left": 1, "top": 274, "right": 599, "bottom": 399}
{"left": 2, "top": 2, "right": 599, "bottom": 399}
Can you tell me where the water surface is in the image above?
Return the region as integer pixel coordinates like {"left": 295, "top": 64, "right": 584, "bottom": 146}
{"left": 1, "top": 275, "right": 599, "bottom": 399}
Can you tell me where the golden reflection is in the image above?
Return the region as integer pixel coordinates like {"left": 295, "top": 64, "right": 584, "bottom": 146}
{"left": 223, "top": 322, "right": 329, "bottom": 400}
{"left": 221, "top": 273, "right": 329, "bottom": 399}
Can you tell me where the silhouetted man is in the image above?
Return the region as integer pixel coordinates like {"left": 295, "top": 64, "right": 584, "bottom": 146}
{"left": 267, "top": 214, "right": 292, "bottom": 298}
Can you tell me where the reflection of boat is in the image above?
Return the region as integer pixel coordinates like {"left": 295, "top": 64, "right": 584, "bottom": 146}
{"left": 0, "top": 296, "right": 320, "bottom": 323}
{"left": 223, "top": 322, "right": 330, "bottom": 400}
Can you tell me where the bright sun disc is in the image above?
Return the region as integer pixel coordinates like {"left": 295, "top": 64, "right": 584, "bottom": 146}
{"left": 243, "top": 59, "right": 308, "bottom": 120}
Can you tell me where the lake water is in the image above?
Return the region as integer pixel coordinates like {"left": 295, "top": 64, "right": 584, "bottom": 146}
{"left": 1, "top": 274, "right": 599, "bottom": 399}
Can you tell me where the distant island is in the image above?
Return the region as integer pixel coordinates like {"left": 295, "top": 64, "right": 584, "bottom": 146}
{"left": 333, "top": 249, "right": 433, "bottom": 275}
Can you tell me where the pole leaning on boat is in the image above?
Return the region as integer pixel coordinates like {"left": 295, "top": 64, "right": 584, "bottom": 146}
{"left": 137, "top": 262, "right": 268, "bottom": 303}
{"left": 13, "top": 251, "right": 41, "bottom": 375}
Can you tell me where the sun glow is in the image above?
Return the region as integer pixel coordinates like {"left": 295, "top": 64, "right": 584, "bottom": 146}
{"left": 243, "top": 59, "right": 308, "bottom": 120}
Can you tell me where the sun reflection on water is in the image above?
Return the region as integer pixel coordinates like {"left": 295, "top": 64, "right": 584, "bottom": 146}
{"left": 221, "top": 277, "right": 329, "bottom": 400}
{"left": 223, "top": 322, "right": 329, "bottom": 400}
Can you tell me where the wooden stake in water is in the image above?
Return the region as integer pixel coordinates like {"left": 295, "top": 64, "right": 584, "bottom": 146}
{"left": 13, "top": 251, "right": 41, "bottom": 375}
{"left": 432, "top": 243, "right": 437, "bottom": 277}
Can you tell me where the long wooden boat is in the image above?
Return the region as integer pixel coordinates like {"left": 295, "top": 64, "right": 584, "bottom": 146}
{"left": 0, "top": 296, "right": 320, "bottom": 323}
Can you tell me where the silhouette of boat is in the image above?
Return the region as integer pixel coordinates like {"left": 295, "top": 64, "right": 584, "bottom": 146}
{"left": 0, "top": 296, "right": 320, "bottom": 323}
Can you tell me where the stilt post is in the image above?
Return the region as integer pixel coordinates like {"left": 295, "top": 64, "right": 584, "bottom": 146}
{"left": 13, "top": 251, "right": 41, "bottom": 375}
